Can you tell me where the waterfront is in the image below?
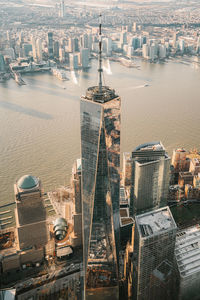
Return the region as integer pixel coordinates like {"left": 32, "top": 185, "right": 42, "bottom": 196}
{"left": 0, "top": 58, "right": 200, "bottom": 205}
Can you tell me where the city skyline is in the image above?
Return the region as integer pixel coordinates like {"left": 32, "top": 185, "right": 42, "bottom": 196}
{"left": 1, "top": 1, "right": 200, "bottom": 299}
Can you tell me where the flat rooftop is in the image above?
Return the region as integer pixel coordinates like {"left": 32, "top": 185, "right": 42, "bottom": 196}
{"left": 133, "top": 141, "right": 165, "bottom": 152}
{"left": 136, "top": 207, "right": 176, "bottom": 238}
{"left": 175, "top": 226, "right": 200, "bottom": 278}
{"left": 121, "top": 218, "right": 134, "bottom": 226}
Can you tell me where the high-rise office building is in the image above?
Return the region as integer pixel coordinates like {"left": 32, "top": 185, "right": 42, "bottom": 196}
{"left": 14, "top": 175, "right": 49, "bottom": 250}
{"left": 133, "top": 22, "right": 137, "bottom": 32}
{"left": 131, "top": 37, "right": 140, "bottom": 50}
{"left": 4, "top": 47, "right": 15, "bottom": 60}
{"left": 104, "top": 37, "right": 112, "bottom": 56}
{"left": 73, "top": 38, "right": 79, "bottom": 52}
{"left": 120, "top": 31, "right": 127, "bottom": 46}
{"left": 81, "top": 33, "right": 89, "bottom": 49}
{"left": 158, "top": 44, "right": 166, "bottom": 59}
{"left": 179, "top": 39, "right": 185, "bottom": 53}
{"left": 173, "top": 32, "right": 177, "bottom": 47}
{"left": 131, "top": 141, "right": 170, "bottom": 215}
{"left": 19, "top": 32, "right": 24, "bottom": 45}
{"left": 149, "top": 43, "right": 157, "bottom": 60}
{"left": 68, "top": 38, "right": 74, "bottom": 52}
{"left": 48, "top": 32, "right": 54, "bottom": 58}
{"left": 6, "top": 30, "right": 10, "bottom": 42}
{"left": 80, "top": 16, "right": 120, "bottom": 296}
{"left": 0, "top": 54, "right": 6, "bottom": 72}
{"left": 142, "top": 44, "right": 149, "bottom": 58}
{"left": 80, "top": 48, "right": 89, "bottom": 68}
{"left": 22, "top": 43, "right": 32, "bottom": 57}
{"left": 68, "top": 38, "right": 79, "bottom": 53}
{"left": 133, "top": 207, "right": 177, "bottom": 300}
{"left": 36, "top": 39, "right": 43, "bottom": 61}
{"left": 60, "top": 0, "right": 65, "bottom": 18}
{"left": 175, "top": 225, "right": 200, "bottom": 300}
{"left": 59, "top": 47, "right": 65, "bottom": 62}
{"left": 53, "top": 41, "right": 60, "bottom": 58}
{"left": 31, "top": 36, "right": 37, "bottom": 61}
{"left": 197, "top": 37, "right": 200, "bottom": 54}
{"left": 69, "top": 53, "right": 79, "bottom": 69}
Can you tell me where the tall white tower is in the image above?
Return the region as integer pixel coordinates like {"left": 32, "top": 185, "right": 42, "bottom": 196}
{"left": 36, "top": 39, "right": 43, "bottom": 61}
{"left": 60, "top": 0, "right": 65, "bottom": 18}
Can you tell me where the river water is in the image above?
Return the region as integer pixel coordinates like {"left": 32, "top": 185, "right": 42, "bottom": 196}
{"left": 0, "top": 57, "right": 200, "bottom": 205}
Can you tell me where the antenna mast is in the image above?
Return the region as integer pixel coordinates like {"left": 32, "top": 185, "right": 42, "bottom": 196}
{"left": 98, "top": 13, "right": 103, "bottom": 94}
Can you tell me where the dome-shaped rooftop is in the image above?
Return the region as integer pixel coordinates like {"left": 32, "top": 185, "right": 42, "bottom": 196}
{"left": 54, "top": 217, "right": 67, "bottom": 228}
{"left": 53, "top": 218, "right": 68, "bottom": 241}
{"left": 17, "top": 175, "right": 39, "bottom": 190}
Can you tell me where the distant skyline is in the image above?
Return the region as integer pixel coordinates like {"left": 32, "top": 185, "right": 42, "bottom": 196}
{"left": 17, "top": 0, "right": 178, "bottom": 4}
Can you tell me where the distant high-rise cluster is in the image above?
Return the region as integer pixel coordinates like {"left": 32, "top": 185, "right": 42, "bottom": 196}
{"left": 2, "top": 11, "right": 200, "bottom": 300}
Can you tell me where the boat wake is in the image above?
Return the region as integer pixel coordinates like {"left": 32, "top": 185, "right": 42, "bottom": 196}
{"left": 130, "top": 83, "right": 149, "bottom": 90}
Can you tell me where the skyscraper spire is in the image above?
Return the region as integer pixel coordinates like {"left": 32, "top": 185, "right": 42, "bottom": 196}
{"left": 98, "top": 13, "right": 103, "bottom": 94}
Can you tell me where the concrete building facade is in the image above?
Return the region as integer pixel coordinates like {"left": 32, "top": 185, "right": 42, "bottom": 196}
{"left": 175, "top": 226, "right": 200, "bottom": 300}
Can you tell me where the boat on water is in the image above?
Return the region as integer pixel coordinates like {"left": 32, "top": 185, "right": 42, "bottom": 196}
{"left": 14, "top": 72, "right": 26, "bottom": 85}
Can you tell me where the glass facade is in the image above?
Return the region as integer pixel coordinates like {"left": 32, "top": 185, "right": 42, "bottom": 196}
{"left": 80, "top": 91, "right": 120, "bottom": 292}
{"left": 130, "top": 142, "right": 170, "bottom": 216}
{"left": 48, "top": 32, "right": 54, "bottom": 58}
{"left": 133, "top": 207, "right": 177, "bottom": 300}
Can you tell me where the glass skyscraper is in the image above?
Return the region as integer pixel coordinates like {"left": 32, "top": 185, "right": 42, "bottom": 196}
{"left": 80, "top": 85, "right": 121, "bottom": 293}
{"left": 47, "top": 32, "right": 54, "bottom": 58}
{"left": 130, "top": 141, "right": 170, "bottom": 216}
{"left": 133, "top": 207, "right": 177, "bottom": 300}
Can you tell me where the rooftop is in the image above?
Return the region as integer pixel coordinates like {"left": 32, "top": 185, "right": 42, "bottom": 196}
{"left": 133, "top": 141, "right": 165, "bottom": 152}
{"left": 0, "top": 289, "right": 16, "bottom": 300}
{"left": 121, "top": 217, "right": 134, "bottom": 226}
{"left": 83, "top": 86, "right": 118, "bottom": 103}
{"left": 136, "top": 206, "right": 176, "bottom": 238}
{"left": 179, "top": 172, "right": 193, "bottom": 178}
{"left": 175, "top": 148, "right": 187, "bottom": 153}
{"left": 175, "top": 226, "right": 200, "bottom": 278}
{"left": 17, "top": 175, "right": 39, "bottom": 190}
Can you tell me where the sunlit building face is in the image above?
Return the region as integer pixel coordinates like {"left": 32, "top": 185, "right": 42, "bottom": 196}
{"left": 80, "top": 86, "right": 121, "bottom": 292}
